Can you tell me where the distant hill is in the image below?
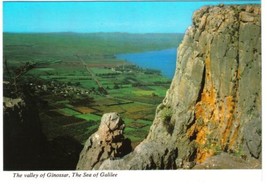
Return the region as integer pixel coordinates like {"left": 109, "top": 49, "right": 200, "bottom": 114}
{"left": 3, "top": 32, "right": 183, "bottom": 62}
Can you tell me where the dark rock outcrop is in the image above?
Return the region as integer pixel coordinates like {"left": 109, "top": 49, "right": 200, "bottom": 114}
{"left": 4, "top": 95, "right": 83, "bottom": 170}
{"left": 3, "top": 97, "right": 45, "bottom": 170}
{"left": 76, "top": 113, "right": 132, "bottom": 170}
{"left": 97, "top": 5, "right": 261, "bottom": 170}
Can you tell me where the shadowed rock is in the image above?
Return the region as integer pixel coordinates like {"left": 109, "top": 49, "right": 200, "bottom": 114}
{"left": 3, "top": 96, "right": 83, "bottom": 170}
{"left": 4, "top": 97, "right": 44, "bottom": 170}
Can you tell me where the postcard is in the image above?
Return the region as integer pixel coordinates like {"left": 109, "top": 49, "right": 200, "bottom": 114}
{"left": 1, "top": 0, "right": 264, "bottom": 184}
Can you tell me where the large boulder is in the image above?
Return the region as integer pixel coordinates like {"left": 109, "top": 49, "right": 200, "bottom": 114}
{"left": 76, "top": 113, "right": 132, "bottom": 170}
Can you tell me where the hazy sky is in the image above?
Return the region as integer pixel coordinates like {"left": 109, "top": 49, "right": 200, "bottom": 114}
{"left": 3, "top": 1, "right": 261, "bottom": 33}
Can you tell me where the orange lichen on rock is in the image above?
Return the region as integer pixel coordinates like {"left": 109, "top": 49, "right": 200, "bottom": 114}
{"left": 188, "top": 52, "right": 240, "bottom": 163}
{"left": 193, "top": 90, "right": 217, "bottom": 162}
{"left": 196, "top": 125, "right": 208, "bottom": 145}
{"left": 221, "top": 96, "right": 235, "bottom": 148}
{"left": 193, "top": 94, "right": 240, "bottom": 163}
{"left": 188, "top": 52, "right": 219, "bottom": 163}
{"left": 196, "top": 148, "right": 215, "bottom": 163}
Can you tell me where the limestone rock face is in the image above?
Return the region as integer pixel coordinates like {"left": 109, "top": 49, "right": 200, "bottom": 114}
{"left": 76, "top": 113, "right": 132, "bottom": 170}
{"left": 98, "top": 5, "right": 261, "bottom": 170}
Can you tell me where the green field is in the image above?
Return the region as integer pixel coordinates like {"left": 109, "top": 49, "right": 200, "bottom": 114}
{"left": 3, "top": 32, "right": 183, "bottom": 147}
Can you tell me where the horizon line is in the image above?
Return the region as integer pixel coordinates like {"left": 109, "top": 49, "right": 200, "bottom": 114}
{"left": 3, "top": 31, "right": 184, "bottom": 34}
{"left": 2, "top": 0, "right": 261, "bottom": 2}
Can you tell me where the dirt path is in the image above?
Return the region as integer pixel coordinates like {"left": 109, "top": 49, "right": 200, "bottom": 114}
{"left": 75, "top": 54, "right": 103, "bottom": 89}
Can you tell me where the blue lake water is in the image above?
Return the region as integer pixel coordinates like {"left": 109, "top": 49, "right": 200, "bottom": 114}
{"left": 116, "top": 48, "right": 177, "bottom": 79}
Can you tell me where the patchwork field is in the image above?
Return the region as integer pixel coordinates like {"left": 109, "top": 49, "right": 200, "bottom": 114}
{"left": 3, "top": 32, "right": 183, "bottom": 147}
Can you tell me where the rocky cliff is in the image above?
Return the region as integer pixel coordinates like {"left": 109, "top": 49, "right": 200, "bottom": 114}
{"left": 78, "top": 4, "right": 261, "bottom": 170}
